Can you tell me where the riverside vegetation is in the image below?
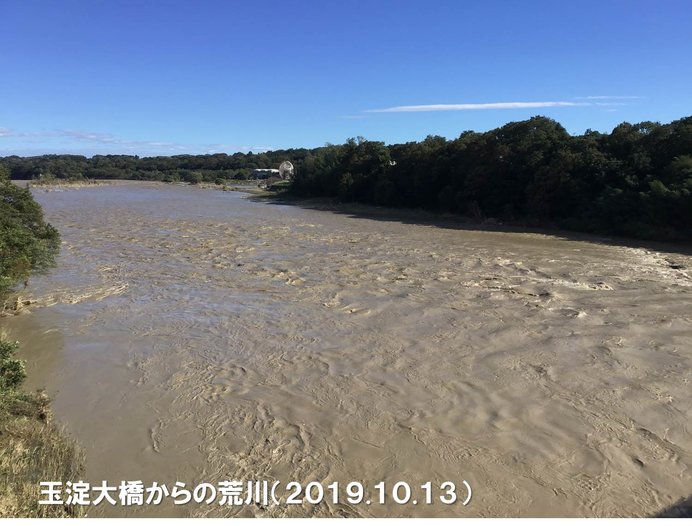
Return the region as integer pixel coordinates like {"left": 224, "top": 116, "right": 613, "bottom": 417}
{"left": 0, "top": 164, "right": 83, "bottom": 517}
{"left": 2, "top": 116, "right": 691, "bottom": 241}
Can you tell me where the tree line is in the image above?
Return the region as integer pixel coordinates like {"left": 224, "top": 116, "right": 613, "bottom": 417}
{"left": 2, "top": 115, "right": 691, "bottom": 241}
{"left": 0, "top": 150, "right": 311, "bottom": 185}
{"left": 292, "top": 116, "right": 692, "bottom": 241}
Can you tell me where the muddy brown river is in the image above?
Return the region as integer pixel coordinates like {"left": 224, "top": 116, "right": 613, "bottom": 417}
{"left": 3, "top": 182, "right": 691, "bottom": 517}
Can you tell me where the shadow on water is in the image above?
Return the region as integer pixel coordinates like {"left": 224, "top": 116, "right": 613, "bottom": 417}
{"left": 654, "top": 496, "right": 692, "bottom": 518}
{"left": 253, "top": 193, "right": 692, "bottom": 258}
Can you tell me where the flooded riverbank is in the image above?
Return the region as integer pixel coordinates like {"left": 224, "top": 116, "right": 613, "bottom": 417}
{"left": 3, "top": 182, "right": 691, "bottom": 517}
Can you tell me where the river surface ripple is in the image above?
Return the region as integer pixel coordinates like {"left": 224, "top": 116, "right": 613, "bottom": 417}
{"left": 4, "top": 182, "right": 692, "bottom": 517}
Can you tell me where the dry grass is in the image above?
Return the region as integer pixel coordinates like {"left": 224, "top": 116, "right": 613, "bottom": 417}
{"left": 26, "top": 177, "right": 106, "bottom": 190}
{"left": 0, "top": 389, "right": 84, "bottom": 517}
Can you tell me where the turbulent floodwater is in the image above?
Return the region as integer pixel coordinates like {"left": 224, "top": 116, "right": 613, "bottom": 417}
{"left": 3, "top": 182, "right": 692, "bottom": 517}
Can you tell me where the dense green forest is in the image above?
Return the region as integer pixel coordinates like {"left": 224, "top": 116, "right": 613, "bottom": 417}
{"left": 2, "top": 115, "right": 691, "bottom": 241}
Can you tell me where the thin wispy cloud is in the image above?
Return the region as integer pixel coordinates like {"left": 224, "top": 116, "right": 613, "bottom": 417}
{"left": 59, "top": 130, "right": 196, "bottom": 152}
{"left": 0, "top": 128, "right": 54, "bottom": 139}
{"left": 362, "top": 96, "right": 641, "bottom": 115}
{"left": 201, "top": 143, "right": 273, "bottom": 154}
{"left": 576, "top": 95, "right": 643, "bottom": 100}
{"left": 366, "top": 101, "right": 588, "bottom": 113}
{"left": 0, "top": 127, "right": 272, "bottom": 155}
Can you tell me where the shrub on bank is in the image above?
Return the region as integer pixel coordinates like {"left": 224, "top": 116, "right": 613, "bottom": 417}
{"left": 0, "top": 170, "right": 60, "bottom": 296}
{"left": 0, "top": 335, "right": 84, "bottom": 517}
{"left": 0, "top": 168, "right": 83, "bottom": 517}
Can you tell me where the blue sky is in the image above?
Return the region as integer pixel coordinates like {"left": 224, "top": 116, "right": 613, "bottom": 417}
{"left": 1, "top": 0, "right": 691, "bottom": 156}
